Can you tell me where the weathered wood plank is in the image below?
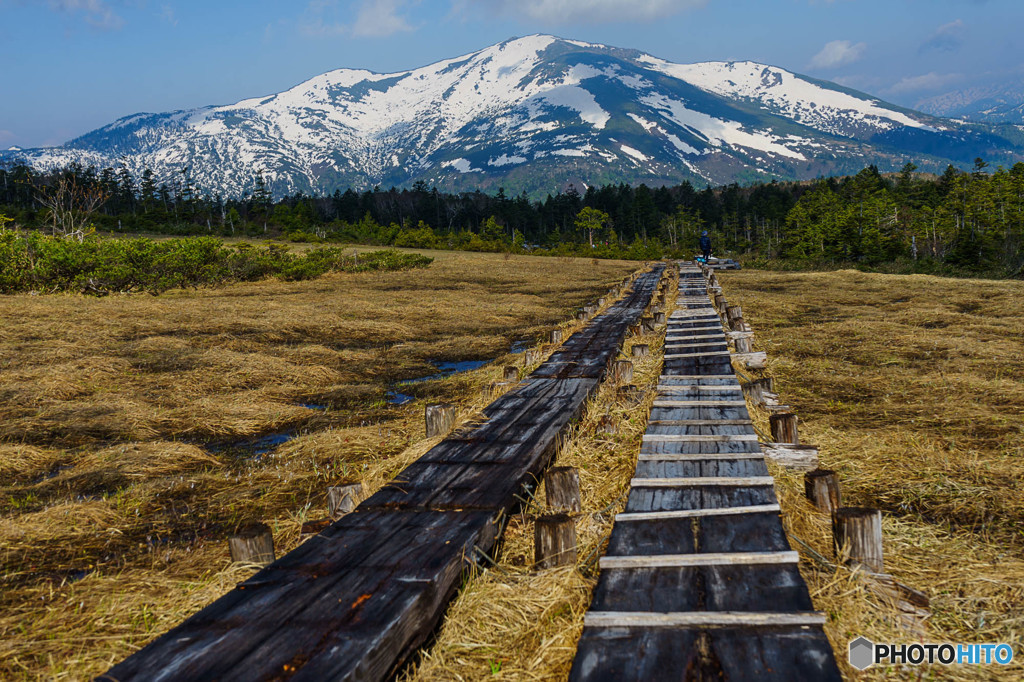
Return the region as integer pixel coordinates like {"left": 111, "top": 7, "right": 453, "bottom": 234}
{"left": 615, "top": 504, "right": 781, "bottom": 521}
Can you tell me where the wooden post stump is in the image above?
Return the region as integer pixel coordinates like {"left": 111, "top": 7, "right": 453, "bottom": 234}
{"left": 734, "top": 336, "right": 753, "bottom": 353}
{"left": 535, "top": 513, "right": 577, "bottom": 569}
{"left": 525, "top": 349, "right": 543, "bottom": 365}
{"left": 714, "top": 294, "right": 727, "bottom": 312}
{"left": 546, "top": 467, "right": 581, "bottom": 513}
{"left": 503, "top": 365, "right": 519, "bottom": 382}
{"left": 629, "top": 323, "right": 641, "bottom": 337}
{"left": 641, "top": 316, "right": 656, "bottom": 332}
{"left": 327, "top": 482, "right": 363, "bottom": 519}
{"left": 577, "top": 311, "right": 588, "bottom": 322}
{"left": 653, "top": 312, "right": 666, "bottom": 325}
{"left": 229, "top": 523, "right": 275, "bottom": 565}
{"left": 741, "top": 377, "right": 774, "bottom": 404}
{"left": 598, "top": 297, "right": 606, "bottom": 307}
{"left": 631, "top": 343, "right": 649, "bottom": 357}
{"left": 804, "top": 469, "right": 841, "bottom": 514}
{"left": 833, "top": 507, "right": 884, "bottom": 573}
{"left": 730, "top": 316, "right": 746, "bottom": 332}
{"left": 425, "top": 403, "right": 457, "bottom": 437}
{"left": 610, "top": 360, "right": 634, "bottom": 383}
{"left": 769, "top": 412, "right": 799, "bottom": 444}
{"left": 726, "top": 305, "right": 743, "bottom": 325}
{"left": 550, "top": 329, "right": 563, "bottom": 344}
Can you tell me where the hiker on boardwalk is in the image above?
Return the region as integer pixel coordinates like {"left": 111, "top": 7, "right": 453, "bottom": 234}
{"left": 699, "top": 230, "right": 712, "bottom": 262}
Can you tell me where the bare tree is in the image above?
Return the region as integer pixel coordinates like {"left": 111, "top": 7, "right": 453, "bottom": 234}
{"left": 36, "top": 176, "right": 107, "bottom": 241}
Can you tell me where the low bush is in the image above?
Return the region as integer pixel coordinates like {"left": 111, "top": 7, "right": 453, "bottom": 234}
{"left": 0, "top": 229, "right": 432, "bottom": 295}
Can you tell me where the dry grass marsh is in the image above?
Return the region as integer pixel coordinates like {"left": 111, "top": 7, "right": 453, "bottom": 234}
{"left": 726, "top": 269, "right": 1024, "bottom": 680}
{"left": 0, "top": 249, "right": 636, "bottom": 679}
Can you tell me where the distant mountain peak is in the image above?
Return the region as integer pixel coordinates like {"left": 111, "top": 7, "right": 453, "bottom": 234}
{"left": 3, "top": 36, "right": 1021, "bottom": 198}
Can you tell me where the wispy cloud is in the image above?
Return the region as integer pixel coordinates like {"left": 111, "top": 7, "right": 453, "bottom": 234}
{"left": 809, "top": 40, "right": 866, "bottom": 69}
{"left": 45, "top": 0, "right": 124, "bottom": 30}
{"left": 158, "top": 4, "right": 177, "bottom": 27}
{"left": 920, "top": 19, "right": 965, "bottom": 53}
{"left": 886, "top": 72, "right": 963, "bottom": 95}
{"left": 299, "top": 0, "right": 415, "bottom": 38}
{"left": 458, "top": 0, "right": 707, "bottom": 24}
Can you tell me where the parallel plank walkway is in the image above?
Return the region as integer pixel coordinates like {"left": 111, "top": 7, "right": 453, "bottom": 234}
{"left": 102, "top": 266, "right": 666, "bottom": 682}
{"left": 570, "top": 264, "right": 841, "bottom": 680}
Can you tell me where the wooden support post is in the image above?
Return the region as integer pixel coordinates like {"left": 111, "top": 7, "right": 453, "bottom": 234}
{"left": 546, "top": 466, "right": 581, "bottom": 513}
{"left": 327, "top": 482, "right": 363, "bottom": 519}
{"left": 503, "top": 365, "right": 519, "bottom": 382}
{"left": 653, "top": 312, "right": 666, "bottom": 325}
{"left": 525, "top": 349, "right": 543, "bottom": 365}
{"left": 598, "top": 297, "right": 606, "bottom": 307}
{"left": 769, "top": 412, "right": 799, "bottom": 444}
{"left": 629, "top": 323, "right": 641, "bottom": 337}
{"left": 425, "top": 403, "right": 457, "bottom": 438}
{"left": 734, "top": 336, "right": 752, "bottom": 353}
{"left": 534, "top": 513, "right": 577, "bottom": 569}
{"left": 550, "top": 329, "right": 563, "bottom": 344}
{"left": 228, "top": 523, "right": 275, "bottom": 566}
{"left": 714, "top": 294, "right": 727, "bottom": 312}
{"left": 610, "top": 360, "right": 634, "bottom": 383}
{"left": 730, "top": 316, "right": 746, "bottom": 332}
{"left": 641, "top": 316, "right": 656, "bottom": 332}
{"left": 577, "top": 311, "right": 588, "bottom": 322}
{"left": 632, "top": 343, "right": 649, "bottom": 357}
{"left": 741, "top": 377, "right": 775, "bottom": 405}
{"left": 804, "top": 469, "right": 841, "bottom": 514}
{"left": 833, "top": 507, "right": 884, "bottom": 573}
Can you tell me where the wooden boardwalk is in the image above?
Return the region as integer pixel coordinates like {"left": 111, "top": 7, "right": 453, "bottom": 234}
{"left": 570, "top": 264, "right": 841, "bottom": 681}
{"left": 101, "top": 266, "right": 666, "bottom": 682}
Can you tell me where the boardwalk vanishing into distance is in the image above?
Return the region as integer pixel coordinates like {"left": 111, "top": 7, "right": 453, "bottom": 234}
{"left": 570, "top": 263, "right": 841, "bottom": 681}
{"left": 101, "top": 266, "right": 666, "bottom": 682}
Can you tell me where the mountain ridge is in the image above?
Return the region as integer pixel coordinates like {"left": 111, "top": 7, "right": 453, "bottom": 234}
{"left": 3, "top": 35, "right": 1022, "bottom": 198}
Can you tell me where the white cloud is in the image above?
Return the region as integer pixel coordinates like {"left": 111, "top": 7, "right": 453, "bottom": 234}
{"left": 886, "top": 72, "right": 963, "bottom": 95}
{"left": 809, "top": 39, "right": 866, "bottom": 69}
{"left": 920, "top": 19, "right": 966, "bottom": 53}
{"left": 351, "top": 0, "right": 414, "bottom": 36}
{"left": 462, "top": 0, "right": 707, "bottom": 24}
{"left": 44, "top": 0, "right": 124, "bottom": 30}
{"left": 300, "top": 0, "right": 415, "bottom": 38}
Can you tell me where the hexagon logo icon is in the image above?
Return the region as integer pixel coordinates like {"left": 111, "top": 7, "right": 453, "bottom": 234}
{"left": 849, "top": 637, "right": 875, "bottom": 671}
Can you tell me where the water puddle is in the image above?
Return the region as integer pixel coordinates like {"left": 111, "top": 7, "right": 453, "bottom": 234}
{"left": 206, "top": 431, "right": 295, "bottom": 459}
{"left": 299, "top": 402, "right": 328, "bottom": 411}
{"left": 397, "top": 359, "right": 491, "bottom": 386}
{"left": 386, "top": 390, "right": 415, "bottom": 405}
{"left": 510, "top": 340, "right": 530, "bottom": 354}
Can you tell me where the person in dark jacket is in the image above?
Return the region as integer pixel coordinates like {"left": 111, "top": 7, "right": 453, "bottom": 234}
{"left": 699, "top": 230, "right": 711, "bottom": 262}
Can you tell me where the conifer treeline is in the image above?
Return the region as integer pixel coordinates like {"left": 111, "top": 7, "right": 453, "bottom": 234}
{"left": 2, "top": 159, "right": 1023, "bottom": 273}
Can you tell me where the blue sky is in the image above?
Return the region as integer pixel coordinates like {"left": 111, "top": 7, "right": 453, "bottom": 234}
{"left": 1, "top": 0, "right": 1021, "bottom": 148}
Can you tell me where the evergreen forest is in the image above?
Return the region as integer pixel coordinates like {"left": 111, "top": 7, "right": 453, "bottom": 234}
{"left": 2, "top": 158, "right": 1023, "bottom": 276}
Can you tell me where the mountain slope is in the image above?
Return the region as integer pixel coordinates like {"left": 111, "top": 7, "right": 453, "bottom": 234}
{"left": 4, "top": 35, "right": 1022, "bottom": 198}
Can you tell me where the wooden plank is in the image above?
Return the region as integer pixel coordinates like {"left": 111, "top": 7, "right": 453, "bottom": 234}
{"left": 658, "top": 375, "right": 738, "bottom": 382}
{"left": 641, "top": 434, "right": 757, "bottom": 442}
{"left": 635, "top": 458, "right": 769, "bottom": 480}
{"left": 615, "top": 504, "right": 781, "bottom": 521}
{"left": 599, "top": 551, "right": 799, "bottom": 569}
{"left": 652, "top": 399, "right": 747, "bottom": 407}
{"left": 570, "top": 627, "right": 841, "bottom": 681}
{"left": 647, "top": 419, "right": 751, "bottom": 425}
{"left": 624, "top": 485, "right": 778, "bottom": 513}
{"left": 630, "top": 477, "right": 775, "bottom": 487}
{"left": 582, "top": 611, "right": 825, "bottom": 628}
{"left": 665, "top": 351, "right": 732, "bottom": 359}
{"left": 637, "top": 453, "right": 764, "bottom": 462}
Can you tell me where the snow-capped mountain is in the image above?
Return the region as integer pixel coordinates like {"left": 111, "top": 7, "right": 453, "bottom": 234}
{"left": 915, "top": 80, "right": 1024, "bottom": 126}
{"left": 4, "top": 35, "right": 1022, "bottom": 197}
